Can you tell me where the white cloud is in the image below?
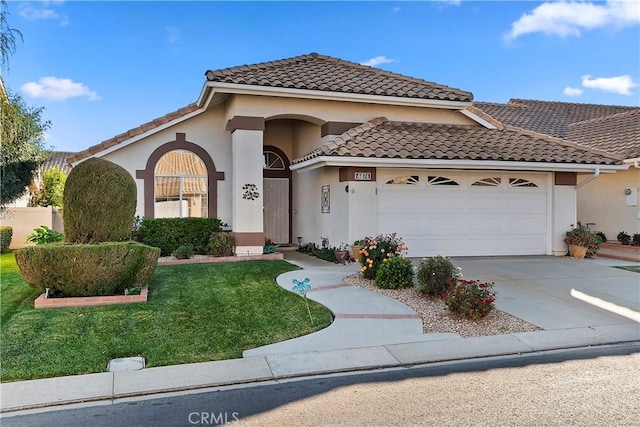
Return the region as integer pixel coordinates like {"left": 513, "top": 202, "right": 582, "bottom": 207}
{"left": 21, "top": 77, "right": 100, "bottom": 101}
{"left": 166, "top": 26, "right": 181, "bottom": 44}
{"left": 20, "top": 2, "right": 69, "bottom": 26}
{"left": 581, "top": 74, "right": 638, "bottom": 95}
{"left": 506, "top": 1, "right": 640, "bottom": 40}
{"left": 361, "top": 56, "right": 396, "bottom": 67}
{"left": 563, "top": 86, "right": 583, "bottom": 97}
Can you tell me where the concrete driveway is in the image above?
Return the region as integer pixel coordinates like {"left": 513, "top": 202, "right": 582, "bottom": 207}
{"left": 445, "top": 256, "right": 639, "bottom": 332}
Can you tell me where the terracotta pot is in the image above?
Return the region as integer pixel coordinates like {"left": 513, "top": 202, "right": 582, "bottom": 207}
{"left": 568, "top": 244, "right": 587, "bottom": 259}
{"left": 334, "top": 250, "right": 350, "bottom": 264}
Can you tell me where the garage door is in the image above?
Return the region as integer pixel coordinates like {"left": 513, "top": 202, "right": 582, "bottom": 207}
{"left": 377, "top": 171, "right": 549, "bottom": 257}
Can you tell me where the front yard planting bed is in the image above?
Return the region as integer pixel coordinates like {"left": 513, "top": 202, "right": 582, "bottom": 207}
{"left": 0, "top": 252, "right": 332, "bottom": 382}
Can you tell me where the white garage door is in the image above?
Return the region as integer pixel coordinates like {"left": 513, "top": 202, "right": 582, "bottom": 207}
{"left": 377, "top": 171, "right": 549, "bottom": 257}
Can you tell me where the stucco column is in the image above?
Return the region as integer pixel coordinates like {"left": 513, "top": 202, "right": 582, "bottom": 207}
{"left": 227, "top": 117, "right": 265, "bottom": 255}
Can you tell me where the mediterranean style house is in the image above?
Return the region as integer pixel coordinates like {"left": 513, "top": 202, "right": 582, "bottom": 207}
{"left": 68, "top": 53, "right": 627, "bottom": 257}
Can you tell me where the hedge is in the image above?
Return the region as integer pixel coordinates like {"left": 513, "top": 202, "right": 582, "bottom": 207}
{"left": 135, "top": 217, "right": 226, "bottom": 256}
{"left": 0, "top": 226, "right": 12, "bottom": 253}
{"left": 15, "top": 242, "right": 160, "bottom": 297}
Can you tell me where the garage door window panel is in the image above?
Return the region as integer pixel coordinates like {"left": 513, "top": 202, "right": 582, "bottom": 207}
{"left": 428, "top": 176, "right": 459, "bottom": 186}
{"left": 509, "top": 178, "right": 538, "bottom": 188}
{"left": 385, "top": 175, "right": 419, "bottom": 185}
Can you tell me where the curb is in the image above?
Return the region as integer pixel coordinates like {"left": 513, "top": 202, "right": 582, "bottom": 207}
{"left": 2, "top": 335, "right": 638, "bottom": 413}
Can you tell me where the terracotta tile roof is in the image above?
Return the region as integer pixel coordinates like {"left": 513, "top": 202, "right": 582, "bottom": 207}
{"left": 43, "top": 151, "right": 75, "bottom": 174}
{"left": 567, "top": 109, "right": 640, "bottom": 159}
{"left": 205, "top": 53, "right": 473, "bottom": 102}
{"left": 474, "top": 99, "right": 637, "bottom": 139}
{"left": 293, "top": 117, "right": 622, "bottom": 166}
{"left": 67, "top": 103, "right": 199, "bottom": 164}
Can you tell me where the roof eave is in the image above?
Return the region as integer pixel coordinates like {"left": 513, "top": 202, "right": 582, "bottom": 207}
{"left": 200, "top": 81, "right": 472, "bottom": 110}
{"left": 290, "top": 156, "right": 627, "bottom": 174}
{"left": 68, "top": 107, "right": 206, "bottom": 166}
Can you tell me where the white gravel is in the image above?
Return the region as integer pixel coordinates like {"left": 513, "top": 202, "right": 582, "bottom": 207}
{"left": 343, "top": 273, "right": 541, "bottom": 337}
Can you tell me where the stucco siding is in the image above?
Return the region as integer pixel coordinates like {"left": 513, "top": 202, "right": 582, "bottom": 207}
{"left": 293, "top": 167, "right": 349, "bottom": 248}
{"left": 577, "top": 169, "right": 640, "bottom": 238}
{"left": 228, "top": 94, "right": 476, "bottom": 127}
{"left": 100, "top": 109, "right": 233, "bottom": 224}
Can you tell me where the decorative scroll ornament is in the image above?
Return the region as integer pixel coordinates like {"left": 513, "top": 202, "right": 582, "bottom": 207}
{"left": 242, "top": 184, "right": 260, "bottom": 200}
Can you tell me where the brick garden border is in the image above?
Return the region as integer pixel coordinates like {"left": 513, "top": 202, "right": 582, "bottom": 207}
{"left": 35, "top": 286, "right": 149, "bottom": 309}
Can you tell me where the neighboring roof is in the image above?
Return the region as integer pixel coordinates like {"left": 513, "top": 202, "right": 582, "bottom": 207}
{"left": 293, "top": 117, "right": 622, "bottom": 166}
{"left": 567, "top": 109, "right": 640, "bottom": 159}
{"left": 205, "top": 53, "right": 473, "bottom": 102}
{"left": 43, "top": 151, "right": 75, "bottom": 174}
{"left": 474, "top": 99, "right": 637, "bottom": 139}
{"left": 67, "top": 103, "right": 199, "bottom": 164}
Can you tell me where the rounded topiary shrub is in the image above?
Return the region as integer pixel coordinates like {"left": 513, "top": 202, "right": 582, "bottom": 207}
{"left": 375, "top": 257, "right": 414, "bottom": 289}
{"left": 15, "top": 242, "right": 160, "bottom": 297}
{"left": 416, "top": 255, "right": 459, "bottom": 296}
{"left": 63, "top": 157, "right": 137, "bottom": 244}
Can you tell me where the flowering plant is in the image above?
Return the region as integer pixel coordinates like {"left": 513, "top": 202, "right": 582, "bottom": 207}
{"left": 443, "top": 278, "right": 496, "bottom": 319}
{"left": 359, "top": 233, "right": 407, "bottom": 279}
{"left": 416, "top": 255, "right": 461, "bottom": 296}
{"left": 335, "top": 242, "right": 349, "bottom": 252}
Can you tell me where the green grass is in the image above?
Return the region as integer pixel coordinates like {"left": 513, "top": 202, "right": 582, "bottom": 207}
{"left": 0, "top": 252, "right": 332, "bottom": 382}
{"left": 615, "top": 265, "right": 640, "bottom": 273}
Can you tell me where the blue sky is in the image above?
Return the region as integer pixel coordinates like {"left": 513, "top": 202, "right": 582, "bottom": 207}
{"left": 3, "top": 0, "right": 639, "bottom": 153}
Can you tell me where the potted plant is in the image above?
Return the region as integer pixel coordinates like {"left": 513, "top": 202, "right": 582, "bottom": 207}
{"left": 334, "top": 243, "right": 350, "bottom": 264}
{"left": 564, "top": 225, "right": 600, "bottom": 259}
{"left": 351, "top": 239, "right": 365, "bottom": 262}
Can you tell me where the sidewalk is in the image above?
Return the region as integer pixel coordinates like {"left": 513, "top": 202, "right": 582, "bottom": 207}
{"left": 2, "top": 252, "right": 639, "bottom": 413}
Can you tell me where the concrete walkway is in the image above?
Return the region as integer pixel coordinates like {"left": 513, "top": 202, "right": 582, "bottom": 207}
{"left": 1, "top": 252, "right": 639, "bottom": 413}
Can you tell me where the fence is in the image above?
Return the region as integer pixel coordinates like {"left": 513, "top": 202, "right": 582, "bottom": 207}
{"left": 0, "top": 207, "right": 64, "bottom": 249}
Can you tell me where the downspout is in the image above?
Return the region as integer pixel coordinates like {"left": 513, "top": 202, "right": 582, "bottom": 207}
{"left": 576, "top": 167, "right": 600, "bottom": 190}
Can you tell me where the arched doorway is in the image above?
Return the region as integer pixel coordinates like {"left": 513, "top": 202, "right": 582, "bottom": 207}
{"left": 263, "top": 146, "right": 291, "bottom": 244}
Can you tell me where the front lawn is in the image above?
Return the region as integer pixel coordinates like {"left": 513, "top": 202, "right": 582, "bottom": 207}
{"left": 615, "top": 265, "right": 640, "bottom": 273}
{"left": 0, "top": 252, "right": 332, "bottom": 382}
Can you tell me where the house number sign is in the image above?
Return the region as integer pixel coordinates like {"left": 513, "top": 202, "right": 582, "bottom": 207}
{"left": 355, "top": 172, "right": 372, "bottom": 181}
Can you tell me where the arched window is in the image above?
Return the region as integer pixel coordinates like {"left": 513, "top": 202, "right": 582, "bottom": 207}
{"left": 154, "top": 150, "right": 208, "bottom": 218}
{"left": 264, "top": 150, "right": 286, "bottom": 170}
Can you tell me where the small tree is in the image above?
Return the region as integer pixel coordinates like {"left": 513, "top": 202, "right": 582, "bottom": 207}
{"left": 30, "top": 166, "right": 67, "bottom": 207}
{"left": 0, "top": 92, "right": 49, "bottom": 210}
{"left": 1, "top": 0, "right": 23, "bottom": 71}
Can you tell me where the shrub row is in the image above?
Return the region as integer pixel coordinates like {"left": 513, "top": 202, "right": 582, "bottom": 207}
{"left": 15, "top": 242, "right": 160, "bottom": 297}
{"left": 0, "top": 226, "right": 12, "bottom": 253}
{"left": 298, "top": 243, "right": 337, "bottom": 263}
{"left": 360, "top": 247, "right": 496, "bottom": 319}
{"left": 135, "top": 217, "right": 226, "bottom": 256}
{"left": 617, "top": 231, "right": 640, "bottom": 246}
